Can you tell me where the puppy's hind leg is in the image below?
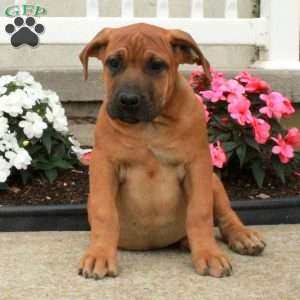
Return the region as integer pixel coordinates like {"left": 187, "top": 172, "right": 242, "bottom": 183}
{"left": 213, "top": 174, "right": 266, "bottom": 256}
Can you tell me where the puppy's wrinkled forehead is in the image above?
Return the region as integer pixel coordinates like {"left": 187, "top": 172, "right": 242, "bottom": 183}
{"left": 80, "top": 23, "right": 211, "bottom": 84}
{"left": 105, "top": 27, "right": 172, "bottom": 64}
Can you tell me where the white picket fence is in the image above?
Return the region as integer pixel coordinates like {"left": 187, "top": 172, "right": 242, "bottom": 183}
{"left": 0, "top": 0, "right": 299, "bottom": 69}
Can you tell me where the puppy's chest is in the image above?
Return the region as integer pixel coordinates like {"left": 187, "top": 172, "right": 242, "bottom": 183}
{"left": 118, "top": 146, "right": 186, "bottom": 219}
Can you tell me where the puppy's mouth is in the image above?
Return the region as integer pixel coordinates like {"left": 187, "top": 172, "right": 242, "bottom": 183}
{"left": 114, "top": 112, "right": 140, "bottom": 124}
{"left": 107, "top": 97, "right": 159, "bottom": 124}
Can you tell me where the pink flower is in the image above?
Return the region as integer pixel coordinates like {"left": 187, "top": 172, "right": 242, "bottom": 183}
{"left": 227, "top": 95, "right": 253, "bottom": 125}
{"left": 201, "top": 89, "right": 225, "bottom": 103}
{"left": 271, "top": 129, "right": 300, "bottom": 163}
{"left": 201, "top": 77, "right": 245, "bottom": 103}
{"left": 209, "top": 141, "right": 227, "bottom": 168}
{"left": 80, "top": 151, "right": 92, "bottom": 166}
{"left": 211, "top": 69, "right": 225, "bottom": 79}
{"left": 235, "top": 71, "right": 253, "bottom": 83}
{"left": 189, "top": 68, "right": 204, "bottom": 93}
{"left": 285, "top": 127, "right": 300, "bottom": 148}
{"left": 222, "top": 79, "right": 245, "bottom": 95}
{"left": 272, "top": 135, "right": 294, "bottom": 163}
{"left": 195, "top": 94, "right": 210, "bottom": 122}
{"left": 211, "top": 74, "right": 226, "bottom": 92}
{"left": 189, "top": 67, "right": 213, "bottom": 92}
{"left": 236, "top": 72, "right": 271, "bottom": 93}
{"left": 259, "top": 92, "right": 295, "bottom": 119}
{"left": 251, "top": 117, "right": 271, "bottom": 144}
{"left": 201, "top": 71, "right": 227, "bottom": 102}
{"left": 189, "top": 68, "right": 203, "bottom": 83}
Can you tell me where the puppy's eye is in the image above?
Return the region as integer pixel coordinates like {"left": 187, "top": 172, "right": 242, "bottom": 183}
{"left": 148, "top": 60, "right": 167, "bottom": 73}
{"left": 106, "top": 57, "right": 122, "bottom": 71}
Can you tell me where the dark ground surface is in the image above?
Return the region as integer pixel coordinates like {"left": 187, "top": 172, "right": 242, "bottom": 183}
{"left": 0, "top": 166, "right": 299, "bottom": 206}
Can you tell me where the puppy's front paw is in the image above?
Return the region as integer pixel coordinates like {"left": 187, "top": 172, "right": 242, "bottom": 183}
{"left": 226, "top": 227, "right": 266, "bottom": 256}
{"left": 78, "top": 247, "right": 118, "bottom": 280}
{"left": 192, "top": 248, "right": 232, "bottom": 278}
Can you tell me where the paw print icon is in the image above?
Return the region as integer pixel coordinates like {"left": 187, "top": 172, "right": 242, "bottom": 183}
{"left": 5, "top": 16, "right": 45, "bottom": 48}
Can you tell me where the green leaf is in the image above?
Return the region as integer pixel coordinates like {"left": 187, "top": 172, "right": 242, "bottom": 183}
{"left": 44, "top": 168, "right": 58, "bottom": 183}
{"left": 218, "top": 132, "right": 232, "bottom": 142}
{"left": 223, "top": 141, "right": 239, "bottom": 152}
{"left": 0, "top": 182, "right": 8, "bottom": 190}
{"left": 236, "top": 144, "right": 247, "bottom": 167}
{"left": 42, "top": 129, "right": 52, "bottom": 154}
{"left": 212, "top": 115, "right": 233, "bottom": 129}
{"left": 250, "top": 160, "right": 265, "bottom": 187}
{"left": 269, "top": 119, "right": 283, "bottom": 133}
{"left": 271, "top": 156, "right": 286, "bottom": 184}
{"left": 52, "top": 143, "right": 66, "bottom": 158}
{"left": 244, "top": 136, "right": 260, "bottom": 151}
{"left": 20, "top": 170, "right": 31, "bottom": 185}
{"left": 34, "top": 161, "right": 54, "bottom": 170}
{"left": 29, "top": 144, "right": 43, "bottom": 155}
{"left": 52, "top": 159, "right": 73, "bottom": 169}
{"left": 226, "top": 151, "right": 234, "bottom": 160}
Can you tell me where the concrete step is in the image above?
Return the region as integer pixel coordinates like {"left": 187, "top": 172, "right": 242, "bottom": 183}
{"left": 69, "top": 108, "right": 300, "bottom": 146}
{"left": 69, "top": 120, "right": 95, "bottom": 146}
{"left": 1, "top": 68, "right": 300, "bottom": 107}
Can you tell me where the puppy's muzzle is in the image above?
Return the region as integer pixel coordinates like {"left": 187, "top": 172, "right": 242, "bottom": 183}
{"left": 107, "top": 89, "right": 159, "bottom": 124}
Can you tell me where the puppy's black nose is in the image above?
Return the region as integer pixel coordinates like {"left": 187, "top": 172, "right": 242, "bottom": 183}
{"left": 119, "top": 93, "right": 140, "bottom": 107}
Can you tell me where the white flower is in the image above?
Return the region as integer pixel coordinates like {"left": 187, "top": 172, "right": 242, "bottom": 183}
{"left": 46, "top": 104, "right": 68, "bottom": 133}
{"left": 0, "top": 90, "right": 24, "bottom": 117}
{"left": 5, "top": 148, "right": 32, "bottom": 170}
{"left": 0, "top": 75, "right": 14, "bottom": 87}
{"left": 30, "top": 81, "right": 42, "bottom": 90}
{"left": 19, "top": 112, "right": 47, "bottom": 139}
{"left": 0, "top": 132, "right": 19, "bottom": 152}
{"left": 0, "top": 156, "right": 11, "bottom": 183}
{"left": 0, "top": 116, "right": 9, "bottom": 138}
{"left": 44, "top": 90, "right": 60, "bottom": 108}
{"left": 21, "top": 86, "right": 41, "bottom": 109}
{"left": 0, "top": 141, "right": 7, "bottom": 153}
{"left": 44, "top": 91, "right": 68, "bottom": 133}
{"left": 0, "top": 72, "right": 78, "bottom": 183}
{"left": 0, "top": 86, "right": 7, "bottom": 96}
{"left": 15, "top": 72, "right": 35, "bottom": 86}
{"left": 69, "top": 137, "right": 90, "bottom": 159}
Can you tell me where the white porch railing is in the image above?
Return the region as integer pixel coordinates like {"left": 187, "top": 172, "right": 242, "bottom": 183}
{"left": 0, "top": 0, "right": 299, "bottom": 69}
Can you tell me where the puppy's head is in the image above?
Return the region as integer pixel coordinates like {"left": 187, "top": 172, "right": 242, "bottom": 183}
{"left": 80, "top": 23, "right": 210, "bottom": 124}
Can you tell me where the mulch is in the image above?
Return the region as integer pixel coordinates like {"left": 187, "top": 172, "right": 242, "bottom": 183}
{"left": 0, "top": 166, "right": 299, "bottom": 206}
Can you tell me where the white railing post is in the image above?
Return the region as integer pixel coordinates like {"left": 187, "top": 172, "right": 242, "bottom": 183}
{"left": 86, "top": 0, "right": 99, "bottom": 17}
{"left": 190, "top": 0, "right": 204, "bottom": 18}
{"left": 225, "top": 0, "right": 238, "bottom": 18}
{"left": 252, "top": 0, "right": 300, "bottom": 69}
{"left": 121, "top": 0, "right": 134, "bottom": 18}
{"left": 156, "top": 0, "right": 169, "bottom": 18}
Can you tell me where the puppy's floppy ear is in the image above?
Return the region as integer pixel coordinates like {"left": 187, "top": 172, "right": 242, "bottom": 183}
{"left": 168, "top": 29, "right": 211, "bottom": 85}
{"left": 79, "top": 28, "right": 112, "bottom": 80}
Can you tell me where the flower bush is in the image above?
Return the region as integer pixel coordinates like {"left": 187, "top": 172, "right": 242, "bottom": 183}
{"left": 0, "top": 72, "right": 87, "bottom": 189}
{"left": 190, "top": 69, "right": 300, "bottom": 186}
